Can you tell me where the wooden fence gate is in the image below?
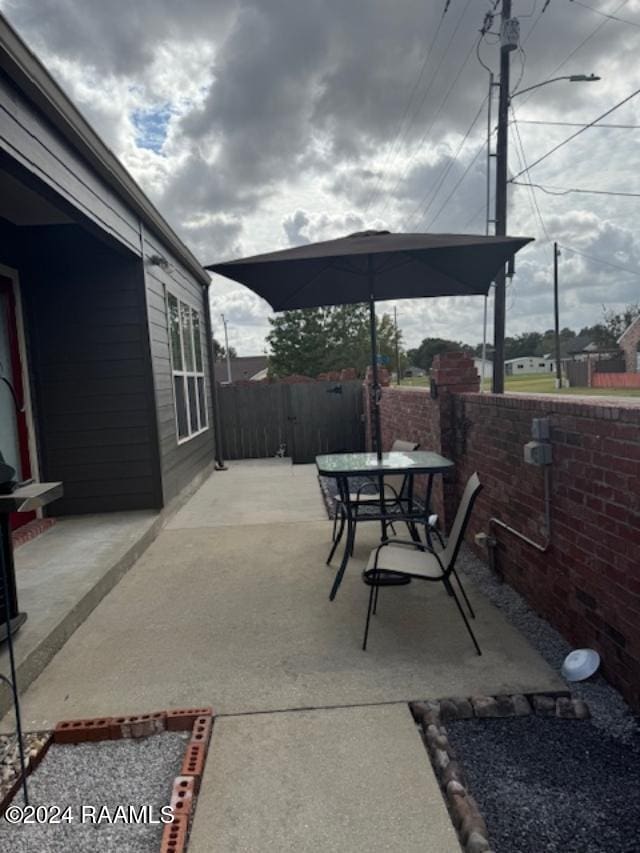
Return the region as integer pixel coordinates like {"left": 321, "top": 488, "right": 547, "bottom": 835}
{"left": 217, "top": 380, "right": 365, "bottom": 463}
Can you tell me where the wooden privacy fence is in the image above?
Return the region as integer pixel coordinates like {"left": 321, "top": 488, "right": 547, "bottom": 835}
{"left": 217, "top": 380, "right": 365, "bottom": 464}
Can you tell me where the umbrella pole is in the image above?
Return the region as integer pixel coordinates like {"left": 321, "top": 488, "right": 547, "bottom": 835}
{"left": 367, "top": 258, "right": 383, "bottom": 461}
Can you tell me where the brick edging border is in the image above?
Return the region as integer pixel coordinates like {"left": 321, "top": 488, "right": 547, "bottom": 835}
{"left": 409, "top": 693, "right": 590, "bottom": 853}
{"left": 1, "top": 706, "right": 216, "bottom": 853}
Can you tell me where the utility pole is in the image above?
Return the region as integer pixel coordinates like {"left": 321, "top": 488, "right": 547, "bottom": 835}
{"left": 394, "top": 306, "right": 401, "bottom": 384}
{"left": 553, "top": 242, "right": 563, "bottom": 388}
{"left": 492, "top": 0, "right": 515, "bottom": 393}
{"left": 220, "top": 313, "right": 232, "bottom": 384}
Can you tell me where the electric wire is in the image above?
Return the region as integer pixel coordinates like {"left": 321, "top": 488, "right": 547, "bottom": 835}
{"left": 510, "top": 104, "right": 551, "bottom": 242}
{"left": 519, "top": 0, "right": 630, "bottom": 108}
{"left": 509, "top": 86, "right": 640, "bottom": 181}
{"left": 514, "top": 119, "right": 640, "bottom": 129}
{"left": 569, "top": 0, "right": 640, "bottom": 28}
{"left": 424, "top": 139, "right": 488, "bottom": 229}
{"left": 558, "top": 245, "right": 640, "bottom": 277}
{"left": 362, "top": 0, "right": 452, "bottom": 215}
{"left": 378, "top": 3, "right": 478, "bottom": 220}
{"left": 511, "top": 181, "right": 640, "bottom": 198}
{"left": 405, "top": 94, "right": 488, "bottom": 230}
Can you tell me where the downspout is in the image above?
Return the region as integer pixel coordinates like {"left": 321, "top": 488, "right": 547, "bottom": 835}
{"left": 204, "top": 281, "right": 227, "bottom": 470}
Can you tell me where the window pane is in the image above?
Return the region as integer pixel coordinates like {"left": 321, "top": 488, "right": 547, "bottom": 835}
{"left": 168, "top": 294, "right": 182, "bottom": 370}
{"left": 181, "top": 301, "right": 194, "bottom": 371}
{"left": 187, "top": 376, "right": 198, "bottom": 432}
{"left": 192, "top": 309, "right": 203, "bottom": 371}
{"left": 197, "top": 377, "right": 207, "bottom": 426}
{"left": 174, "top": 376, "right": 189, "bottom": 438}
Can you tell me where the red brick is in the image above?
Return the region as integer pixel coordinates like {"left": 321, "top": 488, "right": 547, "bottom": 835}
{"left": 180, "top": 742, "right": 207, "bottom": 787}
{"left": 160, "top": 813, "right": 188, "bottom": 853}
{"left": 170, "top": 776, "right": 196, "bottom": 817}
{"left": 166, "top": 707, "right": 214, "bottom": 732}
{"left": 109, "top": 711, "right": 166, "bottom": 739}
{"left": 190, "top": 715, "right": 213, "bottom": 747}
{"left": 53, "top": 717, "right": 112, "bottom": 744}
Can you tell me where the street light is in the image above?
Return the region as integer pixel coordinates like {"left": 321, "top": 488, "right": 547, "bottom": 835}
{"left": 511, "top": 73, "right": 600, "bottom": 101}
{"left": 491, "top": 64, "right": 601, "bottom": 393}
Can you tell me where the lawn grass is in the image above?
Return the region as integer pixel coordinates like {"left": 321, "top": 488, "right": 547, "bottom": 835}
{"left": 398, "top": 373, "right": 640, "bottom": 397}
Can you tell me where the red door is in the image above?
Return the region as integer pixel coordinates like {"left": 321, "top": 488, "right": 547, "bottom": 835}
{"left": 0, "top": 275, "right": 35, "bottom": 530}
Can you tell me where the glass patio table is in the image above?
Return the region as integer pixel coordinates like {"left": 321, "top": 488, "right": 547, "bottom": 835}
{"left": 316, "top": 451, "right": 454, "bottom": 600}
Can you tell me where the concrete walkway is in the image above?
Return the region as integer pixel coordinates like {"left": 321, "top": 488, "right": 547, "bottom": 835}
{"left": 3, "top": 459, "right": 564, "bottom": 851}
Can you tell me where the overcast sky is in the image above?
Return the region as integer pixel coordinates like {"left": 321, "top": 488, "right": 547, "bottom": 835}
{"left": 2, "top": 0, "right": 639, "bottom": 355}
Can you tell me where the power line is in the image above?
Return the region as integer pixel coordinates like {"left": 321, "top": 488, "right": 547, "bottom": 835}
{"left": 406, "top": 95, "right": 488, "bottom": 229}
{"left": 362, "top": 0, "right": 452, "bottom": 215}
{"left": 538, "top": 0, "right": 629, "bottom": 77}
{"left": 515, "top": 119, "right": 640, "bottom": 129}
{"left": 510, "top": 103, "right": 551, "bottom": 242}
{"left": 558, "top": 244, "right": 640, "bottom": 277}
{"left": 425, "top": 139, "right": 487, "bottom": 229}
{"left": 518, "top": 0, "right": 630, "bottom": 108}
{"left": 569, "top": 0, "right": 640, "bottom": 28}
{"left": 512, "top": 181, "right": 640, "bottom": 198}
{"left": 509, "top": 86, "right": 640, "bottom": 181}
{"left": 378, "top": 3, "right": 478, "bottom": 219}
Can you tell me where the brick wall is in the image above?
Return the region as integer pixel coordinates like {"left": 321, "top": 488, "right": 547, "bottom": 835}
{"left": 376, "top": 351, "right": 640, "bottom": 711}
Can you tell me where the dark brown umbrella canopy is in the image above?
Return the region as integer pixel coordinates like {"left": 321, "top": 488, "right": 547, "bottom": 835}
{"left": 206, "top": 231, "right": 533, "bottom": 311}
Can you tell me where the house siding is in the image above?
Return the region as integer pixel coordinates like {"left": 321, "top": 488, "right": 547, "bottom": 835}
{"left": 142, "top": 227, "right": 215, "bottom": 505}
{"left": 18, "top": 224, "right": 163, "bottom": 515}
{"left": 0, "top": 70, "right": 141, "bottom": 255}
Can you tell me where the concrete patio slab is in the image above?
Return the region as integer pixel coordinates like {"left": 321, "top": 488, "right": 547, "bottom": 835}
{"left": 189, "top": 704, "right": 459, "bottom": 853}
{"left": 0, "top": 510, "right": 160, "bottom": 718}
{"left": 167, "top": 459, "right": 326, "bottom": 529}
{"left": 6, "top": 510, "right": 563, "bottom": 730}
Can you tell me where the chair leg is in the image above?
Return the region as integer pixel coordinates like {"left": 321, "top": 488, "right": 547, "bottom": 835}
{"left": 443, "top": 577, "right": 455, "bottom": 598}
{"left": 373, "top": 576, "right": 381, "bottom": 615}
{"left": 446, "top": 580, "right": 482, "bottom": 656}
{"left": 331, "top": 509, "right": 338, "bottom": 542}
{"left": 363, "top": 572, "right": 378, "bottom": 650}
{"left": 327, "top": 508, "right": 345, "bottom": 565}
{"left": 451, "top": 567, "right": 475, "bottom": 619}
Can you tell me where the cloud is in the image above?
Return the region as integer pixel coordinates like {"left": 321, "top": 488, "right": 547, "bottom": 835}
{"left": 1, "top": 0, "right": 639, "bottom": 353}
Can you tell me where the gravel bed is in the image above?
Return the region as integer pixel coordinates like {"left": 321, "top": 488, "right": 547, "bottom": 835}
{"left": 445, "top": 715, "right": 640, "bottom": 853}
{"left": 456, "top": 546, "right": 640, "bottom": 743}
{"left": 0, "top": 732, "right": 189, "bottom": 852}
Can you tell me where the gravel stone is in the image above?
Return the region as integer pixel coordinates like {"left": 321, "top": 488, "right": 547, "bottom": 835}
{"left": 0, "top": 732, "right": 189, "bottom": 853}
{"left": 445, "top": 715, "right": 640, "bottom": 853}
{"left": 456, "top": 546, "right": 639, "bottom": 743}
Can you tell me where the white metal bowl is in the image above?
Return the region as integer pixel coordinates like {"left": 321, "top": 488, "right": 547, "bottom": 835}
{"left": 561, "top": 648, "right": 600, "bottom": 682}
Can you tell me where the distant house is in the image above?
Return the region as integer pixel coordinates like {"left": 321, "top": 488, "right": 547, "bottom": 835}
{"left": 403, "top": 365, "right": 426, "bottom": 378}
{"left": 214, "top": 356, "right": 269, "bottom": 383}
{"left": 505, "top": 356, "right": 555, "bottom": 375}
{"left": 0, "top": 14, "right": 216, "bottom": 526}
{"left": 617, "top": 316, "right": 640, "bottom": 372}
{"left": 473, "top": 357, "right": 492, "bottom": 378}
{"left": 558, "top": 335, "right": 602, "bottom": 362}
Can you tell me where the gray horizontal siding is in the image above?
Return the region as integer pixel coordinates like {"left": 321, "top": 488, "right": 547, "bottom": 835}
{"left": 142, "top": 228, "right": 215, "bottom": 504}
{"left": 19, "top": 224, "right": 163, "bottom": 514}
{"left": 0, "top": 71, "right": 140, "bottom": 254}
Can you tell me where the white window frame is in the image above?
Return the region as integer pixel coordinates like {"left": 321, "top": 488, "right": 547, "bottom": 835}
{"left": 166, "top": 290, "right": 209, "bottom": 444}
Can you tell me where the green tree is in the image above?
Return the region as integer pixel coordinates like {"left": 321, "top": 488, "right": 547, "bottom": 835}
{"left": 266, "top": 305, "right": 403, "bottom": 378}
{"left": 407, "top": 338, "right": 469, "bottom": 371}
{"left": 212, "top": 337, "right": 237, "bottom": 360}
{"left": 601, "top": 303, "right": 640, "bottom": 344}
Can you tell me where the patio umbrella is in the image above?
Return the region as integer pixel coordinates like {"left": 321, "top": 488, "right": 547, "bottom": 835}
{"left": 206, "top": 230, "right": 533, "bottom": 459}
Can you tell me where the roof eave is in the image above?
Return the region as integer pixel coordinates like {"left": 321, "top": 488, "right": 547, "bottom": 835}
{"left": 0, "top": 14, "right": 210, "bottom": 287}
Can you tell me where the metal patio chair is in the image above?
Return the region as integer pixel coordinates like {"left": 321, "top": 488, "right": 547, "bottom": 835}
{"left": 362, "top": 472, "right": 483, "bottom": 656}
